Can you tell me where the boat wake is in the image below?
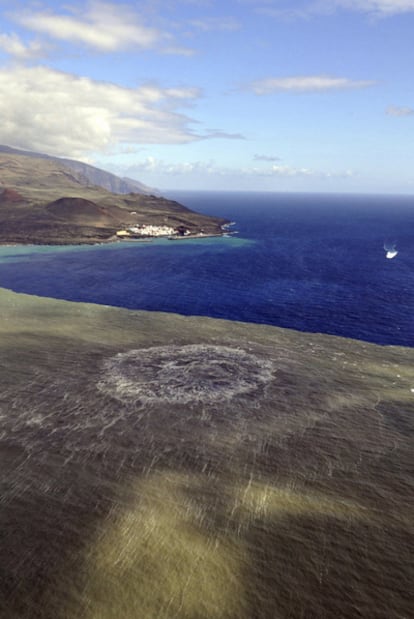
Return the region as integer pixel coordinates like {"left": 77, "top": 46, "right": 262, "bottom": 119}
{"left": 384, "top": 241, "right": 398, "bottom": 259}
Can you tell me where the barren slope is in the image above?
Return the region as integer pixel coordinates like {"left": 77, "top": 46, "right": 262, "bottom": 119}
{"left": 0, "top": 152, "right": 226, "bottom": 244}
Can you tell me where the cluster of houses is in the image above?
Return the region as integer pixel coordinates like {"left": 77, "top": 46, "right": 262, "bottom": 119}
{"left": 116, "top": 224, "right": 190, "bottom": 239}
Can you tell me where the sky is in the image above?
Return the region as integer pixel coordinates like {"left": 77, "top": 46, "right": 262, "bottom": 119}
{"left": 0, "top": 0, "right": 414, "bottom": 193}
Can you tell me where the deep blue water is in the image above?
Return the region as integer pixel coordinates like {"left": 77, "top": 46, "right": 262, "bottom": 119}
{"left": 0, "top": 191, "right": 413, "bottom": 346}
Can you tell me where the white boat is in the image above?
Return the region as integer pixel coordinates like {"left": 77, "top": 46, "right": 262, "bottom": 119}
{"left": 386, "top": 250, "right": 398, "bottom": 259}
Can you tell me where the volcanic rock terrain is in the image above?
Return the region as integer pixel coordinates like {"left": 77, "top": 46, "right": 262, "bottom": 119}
{"left": 0, "top": 148, "right": 226, "bottom": 244}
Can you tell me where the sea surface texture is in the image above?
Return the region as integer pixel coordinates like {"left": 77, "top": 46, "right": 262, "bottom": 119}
{"left": 0, "top": 193, "right": 413, "bottom": 618}
{"left": 0, "top": 191, "right": 413, "bottom": 345}
{"left": 0, "top": 288, "right": 413, "bottom": 619}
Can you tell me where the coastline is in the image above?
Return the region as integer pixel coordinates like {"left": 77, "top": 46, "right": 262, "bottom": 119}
{"left": 0, "top": 227, "right": 236, "bottom": 247}
{"left": 168, "top": 231, "right": 232, "bottom": 241}
{"left": 0, "top": 231, "right": 235, "bottom": 249}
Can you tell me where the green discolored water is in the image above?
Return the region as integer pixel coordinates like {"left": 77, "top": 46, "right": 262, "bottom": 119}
{"left": 0, "top": 288, "right": 412, "bottom": 618}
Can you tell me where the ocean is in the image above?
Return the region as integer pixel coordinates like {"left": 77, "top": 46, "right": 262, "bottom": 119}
{"left": 0, "top": 193, "right": 413, "bottom": 618}
{"left": 0, "top": 190, "right": 413, "bottom": 346}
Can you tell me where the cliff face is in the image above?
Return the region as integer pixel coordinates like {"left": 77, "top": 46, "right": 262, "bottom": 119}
{"left": 0, "top": 145, "right": 158, "bottom": 195}
{"left": 55, "top": 159, "right": 160, "bottom": 196}
{"left": 0, "top": 151, "right": 227, "bottom": 244}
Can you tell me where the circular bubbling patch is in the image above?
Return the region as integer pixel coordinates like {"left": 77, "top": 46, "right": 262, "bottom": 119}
{"left": 99, "top": 344, "right": 274, "bottom": 405}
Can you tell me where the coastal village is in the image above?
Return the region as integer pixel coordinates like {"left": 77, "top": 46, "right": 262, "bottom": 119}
{"left": 116, "top": 222, "right": 235, "bottom": 240}
{"left": 116, "top": 224, "right": 187, "bottom": 239}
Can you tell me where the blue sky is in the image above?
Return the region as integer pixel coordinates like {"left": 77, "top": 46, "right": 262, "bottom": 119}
{"left": 0, "top": 0, "right": 413, "bottom": 193}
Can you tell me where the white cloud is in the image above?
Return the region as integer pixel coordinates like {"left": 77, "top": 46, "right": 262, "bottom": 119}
{"left": 266, "top": 164, "right": 353, "bottom": 177}
{"left": 254, "top": 154, "right": 282, "bottom": 162}
{"left": 132, "top": 158, "right": 217, "bottom": 175}
{"left": 188, "top": 17, "right": 242, "bottom": 31}
{"left": 202, "top": 130, "right": 246, "bottom": 140}
{"left": 252, "top": 0, "right": 414, "bottom": 18}
{"left": 14, "top": 0, "right": 193, "bottom": 54}
{"left": 124, "top": 157, "right": 352, "bottom": 179}
{"left": 335, "top": 0, "right": 414, "bottom": 15}
{"left": 161, "top": 45, "right": 197, "bottom": 56}
{"left": 269, "top": 165, "right": 315, "bottom": 176}
{"left": 247, "top": 75, "right": 376, "bottom": 94}
{"left": 254, "top": 2, "right": 318, "bottom": 20}
{"left": 0, "top": 66, "right": 204, "bottom": 157}
{"left": 0, "top": 33, "right": 49, "bottom": 60}
{"left": 386, "top": 105, "right": 414, "bottom": 116}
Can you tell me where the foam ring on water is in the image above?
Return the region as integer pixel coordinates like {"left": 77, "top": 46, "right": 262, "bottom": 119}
{"left": 99, "top": 344, "right": 274, "bottom": 404}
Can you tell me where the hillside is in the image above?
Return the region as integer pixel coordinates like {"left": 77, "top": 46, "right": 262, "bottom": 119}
{"left": 0, "top": 150, "right": 226, "bottom": 244}
{"left": 0, "top": 145, "right": 158, "bottom": 195}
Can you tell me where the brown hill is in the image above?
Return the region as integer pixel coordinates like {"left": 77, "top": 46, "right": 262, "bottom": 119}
{"left": 46, "top": 197, "right": 120, "bottom": 226}
{"left": 0, "top": 152, "right": 227, "bottom": 244}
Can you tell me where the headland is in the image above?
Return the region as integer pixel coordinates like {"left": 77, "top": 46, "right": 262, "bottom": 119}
{"left": 0, "top": 149, "right": 228, "bottom": 245}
